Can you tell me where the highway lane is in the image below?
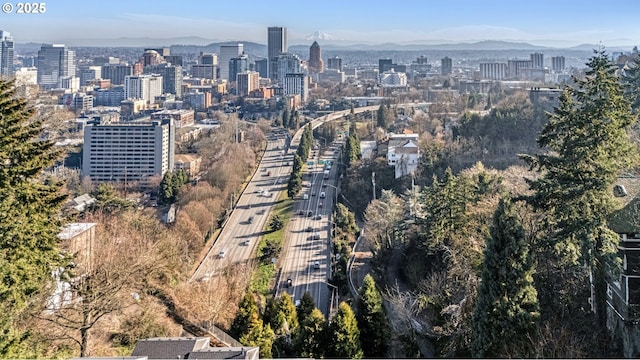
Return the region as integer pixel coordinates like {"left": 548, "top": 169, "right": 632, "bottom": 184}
{"left": 277, "top": 145, "right": 341, "bottom": 316}
{"left": 192, "top": 130, "right": 292, "bottom": 281}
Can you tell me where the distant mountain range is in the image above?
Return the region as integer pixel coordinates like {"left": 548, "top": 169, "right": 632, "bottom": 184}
{"left": 15, "top": 38, "right": 630, "bottom": 53}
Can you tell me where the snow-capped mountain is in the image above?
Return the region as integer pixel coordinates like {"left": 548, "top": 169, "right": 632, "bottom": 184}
{"left": 305, "top": 31, "right": 334, "bottom": 41}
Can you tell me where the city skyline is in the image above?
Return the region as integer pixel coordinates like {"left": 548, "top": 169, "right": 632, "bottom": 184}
{"left": 1, "top": 0, "right": 639, "bottom": 48}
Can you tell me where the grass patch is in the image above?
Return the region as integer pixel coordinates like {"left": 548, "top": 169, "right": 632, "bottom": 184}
{"left": 250, "top": 191, "right": 293, "bottom": 296}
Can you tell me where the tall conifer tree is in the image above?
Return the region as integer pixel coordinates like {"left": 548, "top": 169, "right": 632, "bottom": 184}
{"left": 472, "top": 197, "right": 538, "bottom": 358}
{"left": 0, "top": 79, "right": 68, "bottom": 356}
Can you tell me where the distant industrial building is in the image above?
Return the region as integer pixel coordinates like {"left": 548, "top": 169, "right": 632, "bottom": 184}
{"left": 82, "top": 119, "right": 175, "bottom": 183}
{"left": 480, "top": 62, "right": 507, "bottom": 80}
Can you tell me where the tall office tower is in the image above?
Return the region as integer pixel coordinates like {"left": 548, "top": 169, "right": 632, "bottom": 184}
{"left": 82, "top": 119, "right": 174, "bottom": 183}
{"left": 327, "top": 56, "right": 343, "bottom": 72}
{"left": 254, "top": 58, "right": 268, "bottom": 78}
{"left": 101, "top": 63, "right": 133, "bottom": 85}
{"left": 530, "top": 52, "right": 544, "bottom": 69}
{"left": 37, "top": 44, "right": 76, "bottom": 89}
{"left": 379, "top": 59, "right": 393, "bottom": 73}
{"left": 0, "top": 30, "right": 14, "bottom": 77}
{"left": 283, "top": 73, "right": 308, "bottom": 102}
{"left": 219, "top": 43, "right": 243, "bottom": 81}
{"left": 273, "top": 53, "right": 302, "bottom": 83}
{"left": 416, "top": 55, "right": 428, "bottom": 65}
{"left": 551, "top": 56, "right": 565, "bottom": 72}
{"left": 199, "top": 52, "right": 217, "bottom": 65}
{"left": 145, "top": 63, "right": 183, "bottom": 98}
{"left": 229, "top": 54, "right": 249, "bottom": 83}
{"left": 308, "top": 41, "right": 323, "bottom": 73}
{"left": 441, "top": 56, "right": 452, "bottom": 75}
{"left": 480, "top": 63, "right": 507, "bottom": 80}
{"left": 124, "top": 74, "right": 163, "bottom": 104}
{"left": 236, "top": 71, "right": 260, "bottom": 96}
{"left": 268, "top": 27, "right": 287, "bottom": 80}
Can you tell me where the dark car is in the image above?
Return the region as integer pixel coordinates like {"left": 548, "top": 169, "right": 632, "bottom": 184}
{"left": 306, "top": 226, "right": 314, "bottom": 232}
{"left": 247, "top": 216, "right": 254, "bottom": 224}
{"left": 286, "top": 278, "right": 293, "bottom": 287}
{"left": 307, "top": 210, "right": 313, "bottom": 217}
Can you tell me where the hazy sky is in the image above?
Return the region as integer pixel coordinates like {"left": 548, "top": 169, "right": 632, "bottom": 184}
{"left": 2, "top": 0, "right": 639, "bottom": 47}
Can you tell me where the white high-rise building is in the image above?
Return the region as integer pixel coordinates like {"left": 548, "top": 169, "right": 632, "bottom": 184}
{"left": 480, "top": 63, "right": 507, "bottom": 80}
{"left": 0, "top": 30, "right": 14, "bottom": 77}
{"left": 82, "top": 119, "right": 174, "bottom": 183}
{"left": 219, "top": 44, "right": 243, "bottom": 81}
{"left": 124, "top": 74, "right": 163, "bottom": 104}
{"left": 37, "top": 44, "right": 76, "bottom": 89}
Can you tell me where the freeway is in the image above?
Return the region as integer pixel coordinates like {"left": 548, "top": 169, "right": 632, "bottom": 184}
{"left": 191, "top": 129, "right": 291, "bottom": 281}
{"left": 275, "top": 145, "right": 342, "bottom": 315}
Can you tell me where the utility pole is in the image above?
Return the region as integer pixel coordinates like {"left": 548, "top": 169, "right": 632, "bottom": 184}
{"left": 372, "top": 171, "right": 376, "bottom": 201}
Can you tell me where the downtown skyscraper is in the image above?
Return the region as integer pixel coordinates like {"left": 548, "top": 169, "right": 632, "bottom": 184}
{"left": 0, "top": 30, "right": 14, "bottom": 78}
{"left": 37, "top": 44, "right": 76, "bottom": 89}
{"left": 267, "top": 26, "right": 287, "bottom": 81}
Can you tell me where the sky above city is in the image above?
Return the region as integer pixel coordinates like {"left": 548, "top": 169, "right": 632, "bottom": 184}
{"left": 2, "top": 0, "right": 639, "bottom": 47}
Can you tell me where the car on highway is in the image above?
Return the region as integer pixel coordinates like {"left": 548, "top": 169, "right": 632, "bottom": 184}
{"left": 315, "top": 214, "right": 322, "bottom": 220}
{"left": 307, "top": 210, "right": 313, "bottom": 217}
{"left": 266, "top": 171, "right": 271, "bottom": 176}
{"left": 303, "top": 194, "right": 309, "bottom": 200}
{"left": 322, "top": 183, "right": 327, "bottom": 187}
{"left": 298, "top": 209, "right": 305, "bottom": 216}
{"left": 257, "top": 189, "right": 264, "bottom": 194}
{"left": 320, "top": 192, "right": 326, "bottom": 198}
{"left": 306, "top": 226, "right": 314, "bottom": 232}
{"left": 247, "top": 216, "right": 254, "bottom": 224}
{"left": 219, "top": 249, "right": 227, "bottom": 258}
{"left": 286, "top": 278, "right": 293, "bottom": 287}
{"left": 318, "top": 203, "right": 323, "bottom": 208}
{"left": 311, "top": 232, "right": 320, "bottom": 240}
{"left": 314, "top": 260, "right": 320, "bottom": 269}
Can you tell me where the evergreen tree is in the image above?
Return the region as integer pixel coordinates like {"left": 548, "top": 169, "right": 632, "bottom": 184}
{"left": 281, "top": 106, "right": 289, "bottom": 129}
{"left": 521, "top": 50, "right": 638, "bottom": 330}
{"left": 326, "top": 302, "right": 363, "bottom": 359}
{"left": 239, "top": 312, "right": 274, "bottom": 359}
{"left": 0, "top": 79, "right": 68, "bottom": 356}
{"left": 294, "top": 308, "right": 326, "bottom": 358}
{"left": 275, "top": 292, "right": 298, "bottom": 334}
{"left": 159, "top": 171, "right": 174, "bottom": 205}
{"left": 229, "top": 293, "right": 259, "bottom": 340}
{"left": 377, "top": 104, "right": 388, "bottom": 129}
{"left": 296, "top": 291, "right": 316, "bottom": 321}
{"left": 623, "top": 52, "right": 640, "bottom": 113}
{"left": 356, "top": 274, "right": 390, "bottom": 357}
{"left": 471, "top": 197, "right": 539, "bottom": 358}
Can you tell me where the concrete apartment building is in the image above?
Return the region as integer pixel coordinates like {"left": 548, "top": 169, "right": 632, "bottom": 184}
{"left": 282, "top": 73, "right": 308, "bottom": 102}
{"left": 236, "top": 71, "right": 260, "bottom": 96}
{"left": 82, "top": 119, "right": 175, "bottom": 183}
{"left": 124, "top": 74, "right": 163, "bottom": 104}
